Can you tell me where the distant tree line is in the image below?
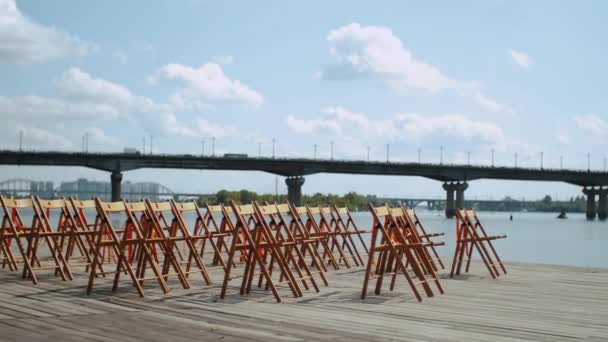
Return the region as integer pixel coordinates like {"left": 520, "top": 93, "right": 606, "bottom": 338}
{"left": 197, "top": 190, "right": 392, "bottom": 211}
{"left": 517, "top": 195, "right": 586, "bottom": 213}
{"left": 197, "top": 190, "right": 588, "bottom": 213}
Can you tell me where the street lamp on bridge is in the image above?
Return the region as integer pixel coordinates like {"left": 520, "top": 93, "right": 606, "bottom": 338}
{"left": 330, "top": 141, "right": 334, "bottom": 160}
{"left": 258, "top": 141, "right": 262, "bottom": 157}
{"left": 212, "top": 136, "right": 216, "bottom": 156}
{"left": 272, "top": 138, "right": 276, "bottom": 159}
{"left": 439, "top": 145, "right": 443, "bottom": 165}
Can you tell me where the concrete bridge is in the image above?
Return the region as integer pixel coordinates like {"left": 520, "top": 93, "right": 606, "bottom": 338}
{"left": 1, "top": 150, "right": 607, "bottom": 219}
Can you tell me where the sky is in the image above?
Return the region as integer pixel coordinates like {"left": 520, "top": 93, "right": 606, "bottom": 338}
{"left": 1, "top": 0, "right": 607, "bottom": 200}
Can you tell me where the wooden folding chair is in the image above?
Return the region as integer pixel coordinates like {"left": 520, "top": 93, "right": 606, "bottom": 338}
{"left": 284, "top": 204, "right": 331, "bottom": 276}
{"left": 292, "top": 205, "right": 339, "bottom": 271}
{"left": 330, "top": 206, "right": 370, "bottom": 266}
{"left": 184, "top": 202, "right": 234, "bottom": 275}
{"left": 319, "top": 206, "right": 363, "bottom": 268}
{"left": 0, "top": 195, "right": 70, "bottom": 283}
{"left": 31, "top": 197, "right": 85, "bottom": 281}
{"left": 66, "top": 198, "right": 112, "bottom": 275}
{"left": 451, "top": 209, "right": 507, "bottom": 279}
{"left": 87, "top": 199, "right": 170, "bottom": 297}
{"left": 254, "top": 202, "right": 326, "bottom": 291}
{"left": 401, "top": 207, "right": 445, "bottom": 271}
{"left": 144, "top": 199, "right": 213, "bottom": 286}
{"left": 306, "top": 206, "right": 353, "bottom": 269}
{"left": 220, "top": 201, "right": 300, "bottom": 302}
{"left": 127, "top": 199, "right": 201, "bottom": 290}
{"left": 362, "top": 204, "right": 443, "bottom": 301}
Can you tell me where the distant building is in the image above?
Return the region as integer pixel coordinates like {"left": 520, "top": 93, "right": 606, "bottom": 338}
{"left": 57, "top": 178, "right": 166, "bottom": 201}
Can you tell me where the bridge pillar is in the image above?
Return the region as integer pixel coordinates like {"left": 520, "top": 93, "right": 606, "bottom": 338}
{"left": 285, "top": 176, "right": 305, "bottom": 206}
{"left": 455, "top": 182, "right": 469, "bottom": 210}
{"left": 583, "top": 187, "right": 597, "bottom": 220}
{"left": 598, "top": 188, "right": 607, "bottom": 221}
{"left": 443, "top": 182, "right": 456, "bottom": 219}
{"left": 111, "top": 171, "right": 123, "bottom": 202}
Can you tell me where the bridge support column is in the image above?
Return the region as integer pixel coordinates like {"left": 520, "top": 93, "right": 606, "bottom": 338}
{"left": 598, "top": 188, "right": 607, "bottom": 221}
{"left": 443, "top": 182, "right": 456, "bottom": 219}
{"left": 111, "top": 171, "right": 123, "bottom": 202}
{"left": 455, "top": 182, "right": 468, "bottom": 210}
{"left": 285, "top": 176, "right": 305, "bottom": 206}
{"left": 583, "top": 187, "right": 597, "bottom": 220}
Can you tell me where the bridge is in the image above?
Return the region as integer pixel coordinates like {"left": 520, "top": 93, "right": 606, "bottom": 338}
{"left": 1, "top": 150, "right": 607, "bottom": 220}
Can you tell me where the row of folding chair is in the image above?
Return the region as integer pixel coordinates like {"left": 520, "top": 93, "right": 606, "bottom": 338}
{"left": 1, "top": 194, "right": 506, "bottom": 304}
{"left": 217, "top": 202, "right": 372, "bottom": 302}
{"left": 0, "top": 195, "right": 372, "bottom": 303}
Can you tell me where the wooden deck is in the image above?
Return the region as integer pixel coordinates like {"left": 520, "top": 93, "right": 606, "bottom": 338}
{"left": 0, "top": 262, "right": 606, "bottom": 341}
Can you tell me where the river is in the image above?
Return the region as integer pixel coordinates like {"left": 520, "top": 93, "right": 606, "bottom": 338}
{"left": 13, "top": 207, "right": 608, "bottom": 269}
{"left": 350, "top": 210, "right": 608, "bottom": 269}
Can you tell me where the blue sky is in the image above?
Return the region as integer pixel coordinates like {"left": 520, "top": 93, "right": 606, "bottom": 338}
{"left": 1, "top": 0, "right": 607, "bottom": 200}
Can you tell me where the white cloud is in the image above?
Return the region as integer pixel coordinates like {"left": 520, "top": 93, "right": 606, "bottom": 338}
{"left": 111, "top": 49, "right": 128, "bottom": 64}
{"left": 86, "top": 128, "right": 120, "bottom": 148}
{"left": 0, "top": 94, "right": 121, "bottom": 122}
{"left": 57, "top": 67, "right": 133, "bottom": 106}
{"left": 196, "top": 118, "right": 239, "bottom": 138}
{"left": 153, "top": 62, "right": 264, "bottom": 108}
{"left": 322, "top": 106, "right": 370, "bottom": 126}
{"left": 2, "top": 67, "right": 242, "bottom": 149}
{"left": 0, "top": 0, "right": 93, "bottom": 63}
{"left": 212, "top": 55, "right": 234, "bottom": 65}
{"left": 321, "top": 23, "right": 505, "bottom": 112}
{"left": 322, "top": 22, "right": 462, "bottom": 93}
{"left": 575, "top": 114, "right": 608, "bottom": 136}
{"left": 287, "top": 106, "right": 504, "bottom": 145}
{"left": 396, "top": 113, "right": 504, "bottom": 143}
{"left": 555, "top": 130, "right": 570, "bottom": 145}
{"left": 476, "top": 92, "right": 503, "bottom": 113}
{"left": 13, "top": 124, "right": 73, "bottom": 150}
{"left": 286, "top": 115, "right": 340, "bottom": 134}
{"left": 508, "top": 49, "right": 532, "bottom": 68}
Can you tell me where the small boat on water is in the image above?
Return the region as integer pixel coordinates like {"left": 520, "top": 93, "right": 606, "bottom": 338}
{"left": 557, "top": 208, "right": 567, "bottom": 219}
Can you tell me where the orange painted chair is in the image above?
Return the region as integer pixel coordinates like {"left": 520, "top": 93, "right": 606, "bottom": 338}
{"left": 362, "top": 204, "right": 443, "bottom": 301}
{"left": 293, "top": 205, "right": 340, "bottom": 271}
{"left": 220, "top": 201, "right": 300, "bottom": 302}
{"left": 87, "top": 199, "right": 170, "bottom": 297}
{"left": 400, "top": 207, "right": 445, "bottom": 272}
{"left": 450, "top": 209, "right": 507, "bottom": 278}
{"left": 253, "top": 202, "right": 325, "bottom": 292}
{"left": 0, "top": 195, "right": 69, "bottom": 283}
{"left": 329, "top": 206, "right": 369, "bottom": 266}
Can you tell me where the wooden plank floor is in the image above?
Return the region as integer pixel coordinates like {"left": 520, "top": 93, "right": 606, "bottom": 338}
{"left": 0, "top": 261, "right": 606, "bottom": 341}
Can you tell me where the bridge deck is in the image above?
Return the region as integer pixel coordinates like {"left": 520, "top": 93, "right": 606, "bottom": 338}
{"left": 0, "top": 262, "right": 606, "bottom": 341}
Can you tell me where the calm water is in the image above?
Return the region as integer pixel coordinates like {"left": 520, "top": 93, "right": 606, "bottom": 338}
{"left": 350, "top": 210, "right": 608, "bottom": 269}
{"left": 19, "top": 208, "right": 608, "bottom": 269}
